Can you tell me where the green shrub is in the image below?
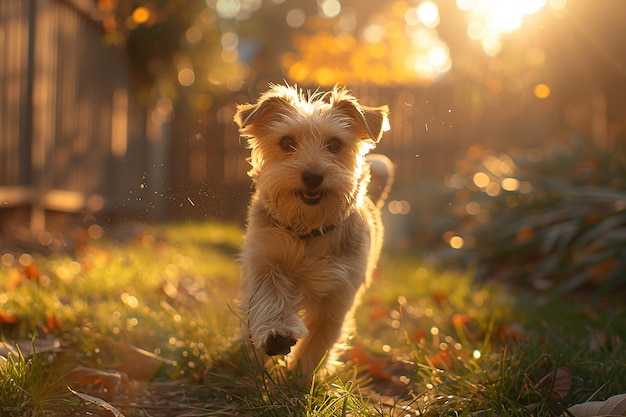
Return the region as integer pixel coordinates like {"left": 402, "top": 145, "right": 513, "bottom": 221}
{"left": 447, "top": 138, "right": 626, "bottom": 295}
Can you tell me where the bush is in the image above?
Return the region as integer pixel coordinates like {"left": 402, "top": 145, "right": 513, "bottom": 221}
{"left": 447, "top": 138, "right": 626, "bottom": 295}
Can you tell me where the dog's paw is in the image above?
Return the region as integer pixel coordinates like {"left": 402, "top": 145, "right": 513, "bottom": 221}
{"left": 264, "top": 333, "right": 297, "bottom": 356}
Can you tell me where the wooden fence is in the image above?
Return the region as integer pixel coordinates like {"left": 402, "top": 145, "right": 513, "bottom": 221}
{"left": 2, "top": 0, "right": 620, "bottom": 233}
{"left": 0, "top": 0, "right": 169, "bottom": 233}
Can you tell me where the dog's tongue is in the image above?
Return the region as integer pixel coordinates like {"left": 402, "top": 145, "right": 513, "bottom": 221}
{"left": 303, "top": 191, "right": 321, "bottom": 200}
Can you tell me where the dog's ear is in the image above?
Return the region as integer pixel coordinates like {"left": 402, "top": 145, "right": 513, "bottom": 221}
{"left": 235, "top": 84, "right": 300, "bottom": 129}
{"left": 334, "top": 100, "right": 389, "bottom": 143}
{"left": 359, "top": 104, "right": 390, "bottom": 143}
{"left": 234, "top": 97, "right": 286, "bottom": 129}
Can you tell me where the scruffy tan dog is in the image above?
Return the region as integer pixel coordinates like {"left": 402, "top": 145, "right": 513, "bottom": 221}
{"left": 234, "top": 84, "right": 393, "bottom": 376}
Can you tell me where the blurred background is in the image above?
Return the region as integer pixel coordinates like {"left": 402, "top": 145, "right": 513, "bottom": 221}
{"left": 1, "top": 0, "right": 626, "bottom": 291}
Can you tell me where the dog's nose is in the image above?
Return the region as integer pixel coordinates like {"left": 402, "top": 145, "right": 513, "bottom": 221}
{"left": 301, "top": 170, "right": 324, "bottom": 188}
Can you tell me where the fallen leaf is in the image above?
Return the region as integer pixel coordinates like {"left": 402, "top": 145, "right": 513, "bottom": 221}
{"left": 0, "top": 310, "right": 20, "bottom": 325}
{"left": 369, "top": 306, "right": 390, "bottom": 320}
{"left": 103, "top": 340, "right": 174, "bottom": 381}
{"left": 68, "top": 386, "right": 126, "bottom": 417}
{"left": 433, "top": 291, "right": 447, "bottom": 303}
{"left": 348, "top": 344, "right": 392, "bottom": 380}
{"left": 23, "top": 262, "right": 41, "bottom": 280}
{"left": 4, "top": 267, "right": 22, "bottom": 290}
{"left": 588, "top": 330, "right": 609, "bottom": 352}
{"left": 45, "top": 315, "right": 63, "bottom": 333}
{"left": 428, "top": 350, "right": 452, "bottom": 369}
{"left": 452, "top": 314, "right": 471, "bottom": 327}
{"left": 412, "top": 328, "right": 427, "bottom": 344}
{"left": 568, "top": 393, "right": 626, "bottom": 416}
{"left": 494, "top": 323, "right": 526, "bottom": 343}
{"left": 66, "top": 366, "right": 130, "bottom": 403}
{"left": 535, "top": 367, "right": 571, "bottom": 402}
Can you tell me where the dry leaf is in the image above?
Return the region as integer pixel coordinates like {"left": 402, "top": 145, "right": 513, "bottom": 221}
{"left": 428, "top": 350, "right": 453, "bottom": 369}
{"left": 568, "top": 393, "right": 626, "bottom": 416}
{"left": 348, "top": 344, "right": 392, "bottom": 380}
{"left": 68, "top": 386, "right": 126, "bottom": 417}
{"left": 103, "top": 340, "right": 174, "bottom": 381}
{"left": 535, "top": 367, "right": 572, "bottom": 402}
{"left": 65, "top": 366, "right": 130, "bottom": 403}
{"left": 0, "top": 310, "right": 20, "bottom": 325}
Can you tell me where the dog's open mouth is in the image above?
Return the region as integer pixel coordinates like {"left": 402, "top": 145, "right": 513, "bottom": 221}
{"left": 300, "top": 190, "right": 323, "bottom": 205}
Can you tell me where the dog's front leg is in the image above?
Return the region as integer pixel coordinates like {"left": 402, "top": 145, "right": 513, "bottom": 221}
{"left": 242, "top": 267, "right": 308, "bottom": 357}
{"left": 291, "top": 293, "right": 357, "bottom": 375}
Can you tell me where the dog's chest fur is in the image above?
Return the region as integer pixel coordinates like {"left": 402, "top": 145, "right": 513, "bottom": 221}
{"left": 243, "top": 198, "right": 376, "bottom": 302}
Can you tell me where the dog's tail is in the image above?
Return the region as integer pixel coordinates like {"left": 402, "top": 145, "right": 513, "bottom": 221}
{"left": 366, "top": 154, "right": 394, "bottom": 209}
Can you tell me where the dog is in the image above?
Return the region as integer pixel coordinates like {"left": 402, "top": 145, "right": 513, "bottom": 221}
{"left": 234, "top": 84, "right": 393, "bottom": 376}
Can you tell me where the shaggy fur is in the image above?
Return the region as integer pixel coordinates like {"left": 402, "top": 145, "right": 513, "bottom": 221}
{"left": 235, "top": 84, "right": 393, "bottom": 376}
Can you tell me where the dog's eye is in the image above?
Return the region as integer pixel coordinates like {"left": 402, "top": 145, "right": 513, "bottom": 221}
{"left": 279, "top": 136, "right": 295, "bottom": 152}
{"left": 326, "top": 138, "right": 343, "bottom": 153}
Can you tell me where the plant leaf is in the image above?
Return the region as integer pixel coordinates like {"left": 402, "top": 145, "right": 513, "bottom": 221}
{"left": 568, "top": 393, "right": 626, "bottom": 416}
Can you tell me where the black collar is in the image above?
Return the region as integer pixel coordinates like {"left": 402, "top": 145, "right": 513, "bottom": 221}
{"left": 268, "top": 214, "right": 338, "bottom": 240}
{"left": 293, "top": 223, "right": 337, "bottom": 240}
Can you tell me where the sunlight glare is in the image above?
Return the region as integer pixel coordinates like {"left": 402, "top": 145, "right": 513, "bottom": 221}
{"left": 457, "top": 0, "right": 549, "bottom": 55}
{"left": 550, "top": 0, "right": 567, "bottom": 10}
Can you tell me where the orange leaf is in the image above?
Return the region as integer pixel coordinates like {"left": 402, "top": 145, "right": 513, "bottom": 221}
{"left": 5, "top": 267, "right": 22, "bottom": 290}
{"left": 0, "top": 310, "right": 20, "bottom": 325}
{"left": 369, "top": 306, "right": 390, "bottom": 320}
{"left": 412, "top": 328, "right": 427, "bottom": 344}
{"left": 428, "top": 350, "right": 452, "bottom": 369}
{"left": 24, "top": 263, "right": 41, "bottom": 280}
{"left": 348, "top": 344, "right": 392, "bottom": 380}
{"left": 433, "top": 291, "right": 447, "bottom": 303}
{"left": 452, "top": 314, "right": 471, "bottom": 327}
{"left": 515, "top": 226, "right": 534, "bottom": 243}
{"left": 45, "top": 315, "right": 63, "bottom": 333}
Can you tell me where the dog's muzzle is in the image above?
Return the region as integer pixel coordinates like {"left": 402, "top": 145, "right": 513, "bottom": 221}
{"left": 301, "top": 170, "right": 324, "bottom": 205}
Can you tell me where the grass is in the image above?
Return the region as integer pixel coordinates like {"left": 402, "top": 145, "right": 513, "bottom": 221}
{"left": 0, "top": 221, "right": 624, "bottom": 416}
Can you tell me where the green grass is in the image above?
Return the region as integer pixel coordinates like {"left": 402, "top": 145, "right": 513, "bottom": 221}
{"left": 0, "top": 222, "right": 624, "bottom": 416}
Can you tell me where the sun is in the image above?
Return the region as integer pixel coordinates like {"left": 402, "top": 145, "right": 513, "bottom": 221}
{"left": 457, "top": 0, "right": 565, "bottom": 55}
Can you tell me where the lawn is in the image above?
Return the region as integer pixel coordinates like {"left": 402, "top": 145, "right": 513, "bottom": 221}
{"left": 0, "top": 221, "right": 624, "bottom": 416}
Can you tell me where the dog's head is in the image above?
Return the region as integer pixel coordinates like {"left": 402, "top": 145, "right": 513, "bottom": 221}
{"left": 234, "top": 84, "right": 389, "bottom": 234}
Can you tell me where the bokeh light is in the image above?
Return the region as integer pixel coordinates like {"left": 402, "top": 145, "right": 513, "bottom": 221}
{"left": 416, "top": 1, "right": 440, "bottom": 28}
{"left": 178, "top": 68, "right": 196, "bottom": 86}
{"left": 534, "top": 83, "right": 551, "bottom": 99}
{"left": 319, "top": 0, "right": 341, "bottom": 18}
{"left": 472, "top": 172, "right": 490, "bottom": 188}
{"left": 449, "top": 235, "right": 465, "bottom": 249}
{"left": 131, "top": 7, "right": 150, "bottom": 24}
{"left": 280, "top": 1, "right": 451, "bottom": 86}
{"left": 286, "top": 8, "right": 306, "bottom": 28}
